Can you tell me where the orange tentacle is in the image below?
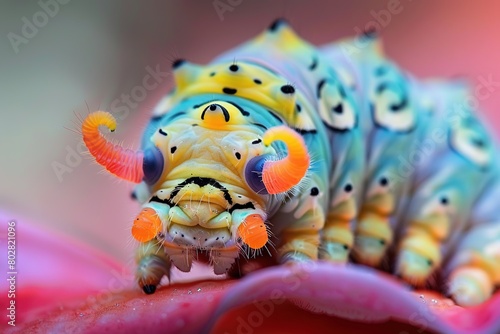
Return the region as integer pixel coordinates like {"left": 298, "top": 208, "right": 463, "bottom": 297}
{"left": 262, "top": 126, "right": 310, "bottom": 194}
{"left": 237, "top": 214, "right": 268, "bottom": 249}
{"left": 82, "top": 111, "right": 144, "bottom": 183}
{"left": 132, "top": 207, "right": 163, "bottom": 243}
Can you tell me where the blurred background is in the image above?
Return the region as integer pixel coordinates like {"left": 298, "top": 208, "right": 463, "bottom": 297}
{"left": 1, "top": 0, "right": 500, "bottom": 264}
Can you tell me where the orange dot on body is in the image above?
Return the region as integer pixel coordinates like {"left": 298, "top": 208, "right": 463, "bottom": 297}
{"left": 131, "top": 207, "right": 162, "bottom": 242}
{"left": 238, "top": 214, "right": 268, "bottom": 249}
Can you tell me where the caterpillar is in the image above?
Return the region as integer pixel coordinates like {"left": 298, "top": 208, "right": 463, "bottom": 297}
{"left": 82, "top": 19, "right": 500, "bottom": 307}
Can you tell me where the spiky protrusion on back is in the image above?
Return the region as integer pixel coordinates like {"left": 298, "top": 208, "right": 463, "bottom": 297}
{"left": 262, "top": 126, "right": 310, "bottom": 194}
{"left": 82, "top": 111, "right": 144, "bottom": 183}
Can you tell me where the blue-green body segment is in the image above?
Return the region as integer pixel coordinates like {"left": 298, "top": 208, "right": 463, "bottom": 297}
{"left": 137, "top": 20, "right": 499, "bottom": 306}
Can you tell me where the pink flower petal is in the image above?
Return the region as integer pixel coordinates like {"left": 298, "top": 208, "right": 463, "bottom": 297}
{"left": 207, "top": 262, "right": 500, "bottom": 334}
{"left": 3, "top": 210, "right": 500, "bottom": 334}
{"left": 0, "top": 210, "right": 129, "bottom": 327}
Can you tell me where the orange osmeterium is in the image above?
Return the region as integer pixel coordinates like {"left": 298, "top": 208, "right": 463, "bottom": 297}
{"left": 82, "top": 111, "right": 144, "bottom": 183}
{"left": 132, "top": 208, "right": 163, "bottom": 243}
{"left": 237, "top": 214, "right": 268, "bottom": 249}
{"left": 262, "top": 126, "right": 310, "bottom": 194}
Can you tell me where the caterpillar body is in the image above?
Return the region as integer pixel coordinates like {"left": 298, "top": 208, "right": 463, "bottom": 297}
{"left": 82, "top": 20, "right": 500, "bottom": 306}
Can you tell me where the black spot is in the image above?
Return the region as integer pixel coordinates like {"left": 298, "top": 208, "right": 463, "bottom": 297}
{"left": 294, "top": 128, "right": 317, "bottom": 135}
{"left": 296, "top": 104, "right": 302, "bottom": 112}
{"left": 440, "top": 197, "right": 449, "bottom": 205}
{"left": 223, "top": 87, "right": 237, "bottom": 95}
{"left": 363, "top": 27, "right": 378, "bottom": 39}
{"left": 472, "top": 137, "right": 485, "bottom": 147}
{"left": 344, "top": 184, "right": 353, "bottom": 192}
{"left": 143, "top": 285, "right": 156, "bottom": 295}
{"left": 210, "top": 104, "right": 217, "bottom": 111}
{"left": 252, "top": 139, "right": 262, "bottom": 145}
{"left": 281, "top": 85, "right": 295, "bottom": 94}
{"left": 379, "top": 239, "right": 386, "bottom": 246}
{"left": 151, "top": 115, "right": 163, "bottom": 122}
{"left": 390, "top": 97, "right": 408, "bottom": 112}
{"left": 267, "top": 110, "right": 283, "bottom": 124}
{"left": 235, "top": 152, "right": 241, "bottom": 160}
{"left": 426, "top": 259, "right": 434, "bottom": 266}
{"left": 254, "top": 79, "right": 262, "bottom": 84}
{"left": 172, "top": 59, "right": 185, "bottom": 69}
{"left": 269, "top": 18, "right": 287, "bottom": 32}
{"left": 342, "top": 244, "right": 349, "bottom": 251}
{"left": 229, "top": 64, "right": 239, "bottom": 72}
{"left": 130, "top": 192, "right": 137, "bottom": 200}
{"left": 158, "top": 129, "right": 167, "bottom": 136}
{"left": 379, "top": 177, "right": 388, "bottom": 187}
{"left": 309, "top": 57, "right": 318, "bottom": 71}
{"left": 310, "top": 187, "right": 319, "bottom": 196}
{"left": 317, "top": 79, "right": 327, "bottom": 98}
{"left": 332, "top": 103, "right": 343, "bottom": 114}
{"left": 170, "top": 146, "right": 177, "bottom": 154}
{"left": 210, "top": 72, "right": 216, "bottom": 77}
{"left": 376, "top": 83, "right": 389, "bottom": 94}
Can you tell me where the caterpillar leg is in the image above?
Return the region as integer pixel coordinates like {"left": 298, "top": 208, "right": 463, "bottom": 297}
{"left": 278, "top": 229, "right": 320, "bottom": 263}
{"left": 395, "top": 227, "right": 441, "bottom": 287}
{"left": 132, "top": 206, "right": 171, "bottom": 294}
{"left": 319, "top": 197, "right": 356, "bottom": 263}
{"left": 352, "top": 189, "right": 395, "bottom": 267}
{"left": 275, "top": 181, "right": 327, "bottom": 263}
{"left": 135, "top": 240, "right": 171, "bottom": 294}
{"left": 445, "top": 223, "right": 500, "bottom": 306}
{"left": 394, "top": 192, "right": 453, "bottom": 287}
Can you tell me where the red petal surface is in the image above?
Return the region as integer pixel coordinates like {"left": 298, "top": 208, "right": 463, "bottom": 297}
{"left": 2, "top": 211, "right": 500, "bottom": 334}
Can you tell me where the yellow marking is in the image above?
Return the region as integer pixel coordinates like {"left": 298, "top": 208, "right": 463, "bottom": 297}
{"left": 362, "top": 193, "right": 394, "bottom": 216}
{"left": 172, "top": 62, "right": 297, "bottom": 125}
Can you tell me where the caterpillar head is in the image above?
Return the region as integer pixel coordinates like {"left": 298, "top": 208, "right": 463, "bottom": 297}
{"left": 82, "top": 85, "right": 310, "bottom": 274}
